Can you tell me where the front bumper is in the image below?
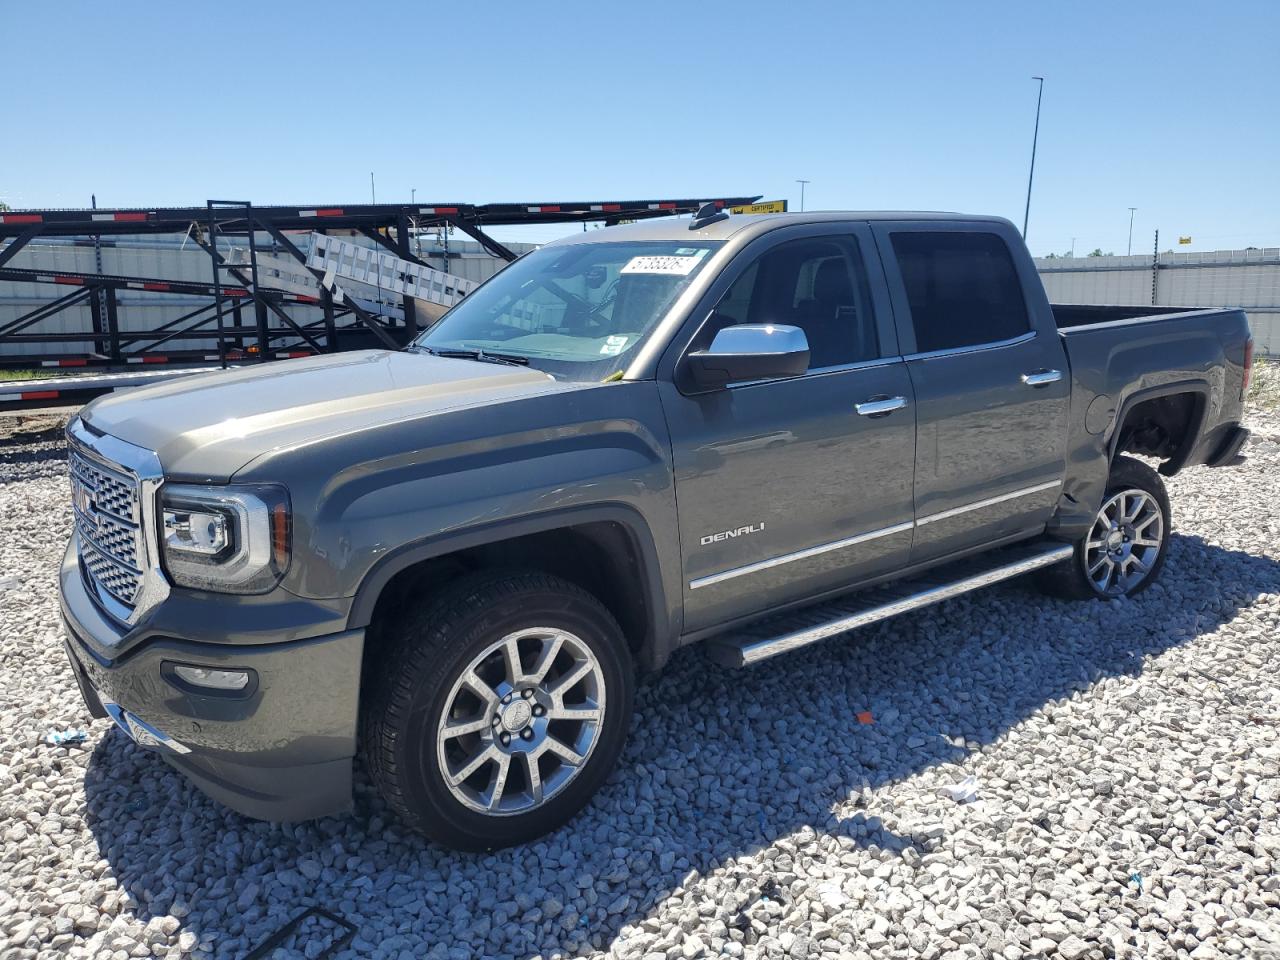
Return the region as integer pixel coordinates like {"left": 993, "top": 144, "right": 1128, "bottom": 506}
{"left": 60, "top": 541, "right": 364, "bottom": 822}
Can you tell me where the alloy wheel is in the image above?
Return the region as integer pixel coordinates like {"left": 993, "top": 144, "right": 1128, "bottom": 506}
{"left": 435, "top": 627, "right": 606, "bottom": 816}
{"left": 1083, "top": 488, "right": 1164, "bottom": 596}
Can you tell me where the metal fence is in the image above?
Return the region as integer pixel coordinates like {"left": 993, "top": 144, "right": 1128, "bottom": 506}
{"left": 0, "top": 235, "right": 532, "bottom": 358}
{"left": 1035, "top": 247, "right": 1280, "bottom": 357}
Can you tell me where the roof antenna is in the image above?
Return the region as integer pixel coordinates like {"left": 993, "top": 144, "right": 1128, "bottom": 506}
{"left": 689, "top": 201, "right": 729, "bottom": 230}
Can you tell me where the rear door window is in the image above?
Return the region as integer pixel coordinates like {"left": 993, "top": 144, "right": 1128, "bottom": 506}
{"left": 889, "top": 232, "right": 1030, "bottom": 353}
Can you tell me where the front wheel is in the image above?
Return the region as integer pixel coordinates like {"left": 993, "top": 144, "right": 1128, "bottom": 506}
{"left": 362, "top": 571, "right": 635, "bottom": 850}
{"left": 1037, "top": 455, "right": 1171, "bottom": 600}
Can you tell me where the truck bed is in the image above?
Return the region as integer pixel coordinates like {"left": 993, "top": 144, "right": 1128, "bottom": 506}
{"left": 1051, "top": 303, "right": 1202, "bottom": 328}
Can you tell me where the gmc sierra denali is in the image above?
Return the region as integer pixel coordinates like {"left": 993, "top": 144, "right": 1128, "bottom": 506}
{"left": 58, "top": 210, "right": 1253, "bottom": 850}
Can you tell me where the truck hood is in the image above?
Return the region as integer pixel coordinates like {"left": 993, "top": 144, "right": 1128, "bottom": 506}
{"left": 80, "top": 350, "right": 568, "bottom": 480}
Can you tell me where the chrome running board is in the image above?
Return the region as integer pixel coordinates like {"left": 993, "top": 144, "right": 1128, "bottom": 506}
{"left": 705, "top": 540, "right": 1073, "bottom": 668}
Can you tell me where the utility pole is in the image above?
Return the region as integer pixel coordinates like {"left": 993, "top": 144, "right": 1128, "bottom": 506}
{"left": 795, "top": 179, "right": 810, "bottom": 212}
{"left": 370, "top": 172, "right": 376, "bottom": 205}
{"left": 1127, "top": 207, "right": 1137, "bottom": 256}
{"left": 411, "top": 188, "right": 416, "bottom": 205}
{"left": 1070, "top": 237, "right": 1076, "bottom": 258}
{"left": 1022, "top": 77, "right": 1045, "bottom": 240}
{"left": 1152, "top": 229, "right": 1160, "bottom": 305}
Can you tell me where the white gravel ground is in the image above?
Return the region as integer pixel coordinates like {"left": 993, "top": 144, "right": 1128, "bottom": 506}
{"left": 1, "top": 409, "right": 1278, "bottom": 960}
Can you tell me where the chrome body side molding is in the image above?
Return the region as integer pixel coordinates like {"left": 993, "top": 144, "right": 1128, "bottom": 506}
{"left": 692, "top": 480, "right": 1061, "bottom": 590}
{"left": 914, "top": 479, "right": 1062, "bottom": 527}
{"left": 690, "top": 521, "right": 913, "bottom": 591}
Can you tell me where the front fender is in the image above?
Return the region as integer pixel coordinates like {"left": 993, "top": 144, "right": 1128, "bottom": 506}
{"left": 233, "top": 382, "right": 682, "bottom": 660}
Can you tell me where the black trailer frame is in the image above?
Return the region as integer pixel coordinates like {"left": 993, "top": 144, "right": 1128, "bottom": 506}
{"left": 0, "top": 197, "right": 759, "bottom": 370}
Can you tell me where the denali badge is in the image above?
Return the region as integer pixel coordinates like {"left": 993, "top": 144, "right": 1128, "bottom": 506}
{"left": 700, "top": 522, "right": 766, "bottom": 546}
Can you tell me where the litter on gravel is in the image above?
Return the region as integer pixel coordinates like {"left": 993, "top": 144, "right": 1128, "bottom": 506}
{"left": 938, "top": 774, "right": 980, "bottom": 804}
{"left": 42, "top": 728, "right": 87, "bottom": 747}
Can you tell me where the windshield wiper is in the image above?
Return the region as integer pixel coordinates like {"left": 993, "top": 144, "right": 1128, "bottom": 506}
{"left": 419, "top": 346, "right": 529, "bottom": 366}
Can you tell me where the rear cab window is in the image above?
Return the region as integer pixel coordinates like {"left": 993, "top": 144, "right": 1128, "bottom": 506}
{"left": 888, "top": 232, "right": 1030, "bottom": 353}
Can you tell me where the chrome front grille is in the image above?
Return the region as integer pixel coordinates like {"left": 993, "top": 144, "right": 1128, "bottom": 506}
{"left": 69, "top": 447, "right": 143, "bottom": 608}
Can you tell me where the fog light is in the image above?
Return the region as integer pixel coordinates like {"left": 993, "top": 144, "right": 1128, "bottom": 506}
{"left": 172, "top": 664, "right": 251, "bottom": 691}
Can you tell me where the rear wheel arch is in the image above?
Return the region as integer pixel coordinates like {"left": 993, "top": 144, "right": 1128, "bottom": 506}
{"left": 1109, "top": 380, "right": 1209, "bottom": 476}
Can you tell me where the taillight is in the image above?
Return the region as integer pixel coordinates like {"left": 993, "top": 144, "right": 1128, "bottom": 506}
{"left": 1242, "top": 338, "right": 1254, "bottom": 400}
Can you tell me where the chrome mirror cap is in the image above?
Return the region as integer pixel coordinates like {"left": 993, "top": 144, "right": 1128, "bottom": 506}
{"left": 685, "top": 323, "right": 810, "bottom": 391}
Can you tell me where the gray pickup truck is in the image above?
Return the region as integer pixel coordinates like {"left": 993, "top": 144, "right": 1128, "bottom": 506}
{"left": 59, "top": 210, "right": 1252, "bottom": 850}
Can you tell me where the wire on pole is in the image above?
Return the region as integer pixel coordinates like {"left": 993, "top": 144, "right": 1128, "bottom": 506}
{"left": 1022, "top": 77, "right": 1045, "bottom": 241}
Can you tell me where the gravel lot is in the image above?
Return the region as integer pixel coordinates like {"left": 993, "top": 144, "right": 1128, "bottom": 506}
{"left": 1, "top": 405, "right": 1278, "bottom": 960}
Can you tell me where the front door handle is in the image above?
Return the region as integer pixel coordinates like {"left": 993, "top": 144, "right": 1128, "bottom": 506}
{"left": 1021, "top": 369, "right": 1063, "bottom": 387}
{"left": 855, "top": 395, "right": 908, "bottom": 417}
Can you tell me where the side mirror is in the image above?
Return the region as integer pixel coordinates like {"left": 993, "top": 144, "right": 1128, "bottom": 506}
{"left": 685, "top": 324, "right": 810, "bottom": 391}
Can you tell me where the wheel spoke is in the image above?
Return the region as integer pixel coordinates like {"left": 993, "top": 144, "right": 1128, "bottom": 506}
{"left": 448, "top": 744, "right": 497, "bottom": 786}
{"left": 1125, "top": 494, "right": 1147, "bottom": 523}
{"left": 528, "top": 634, "right": 565, "bottom": 685}
{"left": 1134, "top": 512, "right": 1160, "bottom": 533}
{"left": 1133, "top": 536, "right": 1161, "bottom": 549}
{"left": 441, "top": 716, "right": 491, "bottom": 740}
{"left": 1091, "top": 557, "right": 1114, "bottom": 588}
{"left": 523, "top": 752, "right": 544, "bottom": 805}
{"left": 501, "top": 635, "right": 524, "bottom": 685}
{"left": 548, "top": 703, "right": 602, "bottom": 723}
{"left": 549, "top": 658, "right": 593, "bottom": 698}
{"left": 541, "top": 737, "right": 586, "bottom": 767}
{"left": 1086, "top": 538, "right": 1106, "bottom": 551}
{"left": 1088, "top": 553, "right": 1110, "bottom": 575}
{"left": 485, "top": 753, "right": 512, "bottom": 810}
{"left": 462, "top": 670, "right": 500, "bottom": 708}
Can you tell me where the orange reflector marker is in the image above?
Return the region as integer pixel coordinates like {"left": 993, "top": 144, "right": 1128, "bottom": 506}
{"left": 271, "top": 502, "right": 291, "bottom": 569}
{"left": 856, "top": 711, "right": 874, "bottom": 725}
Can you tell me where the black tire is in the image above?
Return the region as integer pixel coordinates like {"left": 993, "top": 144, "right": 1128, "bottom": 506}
{"left": 1036, "top": 455, "right": 1171, "bottom": 601}
{"left": 361, "top": 570, "right": 634, "bottom": 851}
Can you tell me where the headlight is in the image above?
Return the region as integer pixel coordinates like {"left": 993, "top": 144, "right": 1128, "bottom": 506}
{"left": 159, "top": 484, "right": 290, "bottom": 593}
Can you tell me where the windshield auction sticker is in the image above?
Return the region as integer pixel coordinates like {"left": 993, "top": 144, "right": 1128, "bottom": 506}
{"left": 621, "top": 255, "right": 703, "bottom": 276}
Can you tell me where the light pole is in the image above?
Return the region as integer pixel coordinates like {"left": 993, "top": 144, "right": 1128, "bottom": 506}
{"left": 1071, "top": 237, "right": 1076, "bottom": 258}
{"left": 411, "top": 188, "right": 416, "bottom": 205}
{"left": 795, "top": 179, "right": 810, "bottom": 212}
{"left": 370, "top": 172, "right": 376, "bottom": 205}
{"left": 1127, "top": 207, "right": 1137, "bottom": 256}
{"left": 1022, "top": 77, "right": 1044, "bottom": 241}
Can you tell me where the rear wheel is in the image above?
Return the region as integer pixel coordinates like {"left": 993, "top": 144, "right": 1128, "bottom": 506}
{"left": 362, "top": 571, "right": 634, "bottom": 850}
{"left": 1037, "top": 455, "right": 1171, "bottom": 600}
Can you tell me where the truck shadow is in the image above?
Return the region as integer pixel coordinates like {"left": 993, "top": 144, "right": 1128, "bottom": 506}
{"left": 82, "top": 532, "right": 1278, "bottom": 959}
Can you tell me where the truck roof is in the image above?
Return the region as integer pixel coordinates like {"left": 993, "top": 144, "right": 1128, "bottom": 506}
{"left": 545, "top": 211, "right": 1015, "bottom": 246}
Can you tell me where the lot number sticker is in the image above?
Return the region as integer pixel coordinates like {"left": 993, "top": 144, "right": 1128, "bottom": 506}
{"left": 600, "top": 335, "right": 630, "bottom": 355}
{"left": 621, "top": 254, "right": 704, "bottom": 276}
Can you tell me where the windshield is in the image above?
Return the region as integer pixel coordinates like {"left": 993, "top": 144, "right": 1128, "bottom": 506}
{"left": 414, "top": 240, "right": 722, "bottom": 380}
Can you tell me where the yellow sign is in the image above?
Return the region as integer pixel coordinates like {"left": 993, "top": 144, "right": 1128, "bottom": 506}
{"left": 1178, "top": 236, "right": 1192, "bottom": 245}
{"left": 729, "top": 200, "right": 788, "bottom": 215}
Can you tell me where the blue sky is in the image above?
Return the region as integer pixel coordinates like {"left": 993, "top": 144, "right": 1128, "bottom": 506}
{"left": 4, "top": 1, "right": 1277, "bottom": 255}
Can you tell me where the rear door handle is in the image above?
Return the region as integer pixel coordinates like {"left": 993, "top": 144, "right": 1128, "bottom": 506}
{"left": 855, "top": 395, "right": 908, "bottom": 417}
{"left": 1021, "top": 369, "right": 1063, "bottom": 387}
